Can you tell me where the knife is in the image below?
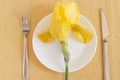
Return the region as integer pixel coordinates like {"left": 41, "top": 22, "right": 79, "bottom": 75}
{"left": 100, "top": 9, "right": 110, "bottom": 80}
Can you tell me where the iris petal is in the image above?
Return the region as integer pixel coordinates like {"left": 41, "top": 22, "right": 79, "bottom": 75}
{"left": 49, "top": 20, "right": 71, "bottom": 41}
{"left": 38, "top": 30, "right": 55, "bottom": 43}
{"left": 37, "top": 1, "right": 93, "bottom": 43}
{"left": 71, "top": 24, "right": 93, "bottom": 43}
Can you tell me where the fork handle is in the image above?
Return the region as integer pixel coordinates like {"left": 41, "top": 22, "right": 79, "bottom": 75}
{"left": 23, "top": 33, "right": 29, "bottom": 80}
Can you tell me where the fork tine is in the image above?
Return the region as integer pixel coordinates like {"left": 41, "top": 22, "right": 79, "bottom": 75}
{"left": 21, "top": 11, "right": 30, "bottom": 32}
{"left": 26, "top": 12, "right": 30, "bottom": 22}
{"left": 21, "top": 11, "right": 27, "bottom": 19}
{"left": 21, "top": 11, "right": 26, "bottom": 22}
{"left": 22, "top": 11, "right": 30, "bottom": 23}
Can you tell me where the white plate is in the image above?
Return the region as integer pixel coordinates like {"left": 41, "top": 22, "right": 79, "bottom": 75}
{"left": 32, "top": 14, "right": 97, "bottom": 73}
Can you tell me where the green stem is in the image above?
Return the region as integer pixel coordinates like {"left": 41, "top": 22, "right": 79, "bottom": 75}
{"left": 61, "top": 41, "right": 70, "bottom": 80}
{"left": 65, "top": 65, "right": 69, "bottom": 80}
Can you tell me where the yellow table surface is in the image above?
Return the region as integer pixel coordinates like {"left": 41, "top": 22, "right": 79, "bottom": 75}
{"left": 0, "top": 0, "right": 120, "bottom": 80}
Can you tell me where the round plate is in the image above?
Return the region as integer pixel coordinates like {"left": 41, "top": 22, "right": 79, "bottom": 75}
{"left": 32, "top": 14, "right": 97, "bottom": 73}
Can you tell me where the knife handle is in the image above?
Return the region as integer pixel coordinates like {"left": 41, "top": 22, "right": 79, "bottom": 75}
{"left": 103, "top": 40, "right": 110, "bottom": 80}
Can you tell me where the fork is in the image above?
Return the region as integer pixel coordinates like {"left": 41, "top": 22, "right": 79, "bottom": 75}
{"left": 21, "top": 11, "right": 30, "bottom": 80}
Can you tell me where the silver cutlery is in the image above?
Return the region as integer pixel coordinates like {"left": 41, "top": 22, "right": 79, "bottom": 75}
{"left": 21, "top": 11, "right": 30, "bottom": 80}
{"left": 100, "top": 9, "right": 110, "bottom": 80}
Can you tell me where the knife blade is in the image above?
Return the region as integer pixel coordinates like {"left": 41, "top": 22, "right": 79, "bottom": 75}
{"left": 101, "top": 9, "right": 109, "bottom": 40}
{"left": 100, "top": 9, "right": 110, "bottom": 80}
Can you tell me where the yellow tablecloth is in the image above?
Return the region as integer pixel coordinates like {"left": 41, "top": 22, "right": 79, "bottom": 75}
{"left": 0, "top": 0, "right": 120, "bottom": 80}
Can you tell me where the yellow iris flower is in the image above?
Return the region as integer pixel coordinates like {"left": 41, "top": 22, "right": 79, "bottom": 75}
{"left": 38, "top": 1, "right": 93, "bottom": 43}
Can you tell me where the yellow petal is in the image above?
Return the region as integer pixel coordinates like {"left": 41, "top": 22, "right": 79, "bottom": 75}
{"left": 71, "top": 24, "right": 93, "bottom": 43}
{"left": 49, "top": 20, "right": 71, "bottom": 41}
{"left": 52, "top": 1, "right": 79, "bottom": 23}
{"left": 37, "top": 30, "right": 55, "bottom": 43}
{"left": 62, "top": 1, "right": 79, "bottom": 24}
{"left": 48, "top": 1, "right": 79, "bottom": 41}
{"left": 72, "top": 28, "right": 84, "bottom": 42}
{"left": 52, "top": 1, "right": 66, "bottom": 22}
